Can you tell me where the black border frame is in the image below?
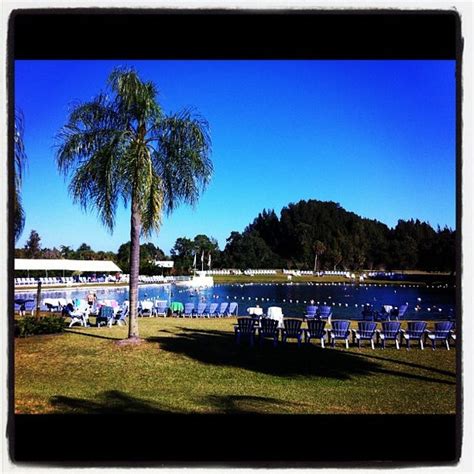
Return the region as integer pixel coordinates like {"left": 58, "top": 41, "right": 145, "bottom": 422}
{"left": 7, "top": 8, "right": 463, "bottom": 467}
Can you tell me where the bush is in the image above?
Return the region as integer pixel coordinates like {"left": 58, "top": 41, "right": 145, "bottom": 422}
{"left": 15, "top": 315, "right": 66, "bottom": 338}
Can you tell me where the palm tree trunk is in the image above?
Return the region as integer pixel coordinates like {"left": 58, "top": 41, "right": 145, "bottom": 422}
{"left": 313, "top": 253, "right": 318, "bottom": 273}
{"left": 128, "top": 196, "right": 141, "bottom": 339}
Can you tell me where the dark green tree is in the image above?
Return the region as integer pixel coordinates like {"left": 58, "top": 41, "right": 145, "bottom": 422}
{"left": 24, "top": 229, "right": 41, "bottom": 258}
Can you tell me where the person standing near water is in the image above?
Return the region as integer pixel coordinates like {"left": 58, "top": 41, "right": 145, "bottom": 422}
{"left": 87, "top": 292, "right": 94, "bottom": 308}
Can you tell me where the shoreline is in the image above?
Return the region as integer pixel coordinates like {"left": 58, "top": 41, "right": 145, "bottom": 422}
{"left": 13, "top": 272, "right": 454, "bottom": 293}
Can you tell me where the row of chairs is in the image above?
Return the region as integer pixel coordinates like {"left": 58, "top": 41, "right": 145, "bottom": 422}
{"left": 305, "top": 305, "right": 333, "bottom": 320}
{"left": 234, "top": 318, "right": 456, "bottom": 350}
{"left": 305, "top": 304, "right": 409, "bottom": 322}
{"left": 359, "top": 303, "right": 409, "bottom": 321}
{"left": 14, "top": 275, "right": 123, "bottom": 287}
{"left": 181, "top": 302, "right": 238, "bottom": 318}
{"left": 64, "top": 303, "right": 128, "bottom": 328}
{"left": 138, "top": 301, "right": 239, "bottom": 318}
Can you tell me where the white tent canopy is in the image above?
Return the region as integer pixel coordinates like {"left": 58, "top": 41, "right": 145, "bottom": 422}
{"left": 15, "top": 259, "right": 122, "bottom": 273}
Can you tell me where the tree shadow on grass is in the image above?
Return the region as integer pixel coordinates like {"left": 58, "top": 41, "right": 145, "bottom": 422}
{"left": 50, "top": 390, "right": 299, "bottom": 415}
{"left": 64, "top": 329, "right": 121, "bottom": 341}
{"left": 146, "top": 328, "right": 455, "bottom": 385}
{"left": 50, "top": 390, "right": 171, "bottom": 414}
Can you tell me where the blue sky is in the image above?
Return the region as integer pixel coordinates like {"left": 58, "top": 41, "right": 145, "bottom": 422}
{"left": 15, "top": 60, "right": 456, "bottom": 255}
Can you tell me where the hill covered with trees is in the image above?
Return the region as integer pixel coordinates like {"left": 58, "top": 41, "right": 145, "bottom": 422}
{"left": 215, "top": 200, "right": 455, "bottom": 273}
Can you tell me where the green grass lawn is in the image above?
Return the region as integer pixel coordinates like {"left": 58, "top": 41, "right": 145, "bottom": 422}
{"left": 14, "top": 317, "right": 457, "bottom": 415}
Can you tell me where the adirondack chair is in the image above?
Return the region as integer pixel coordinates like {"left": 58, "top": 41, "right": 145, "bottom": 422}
{"left": 318, "top": 305, "right": 332, "bottom": 323}
{"left": 329, "top": 320, "right": 351, "bottom": 348}
{"left": 218, "top": 302, "right": 229, "bottom": 317}
{"left": 401, "top": 321, "right": 428, "bottom": 350}
{"left": 352, "top": 321, "right": 377, "bottom": 349}
{"left": 183, "top": 303, "right": 195, "bottom": 317}
{"left": 234, "top": 317, "right": 257, "bottom": 346}
{"left": 425, "top": 321, "right": 454, "bottom": 350}
{"left": 305, "top": 319, "right": 327, "bottom": 348}
{"left": 377, "top": 321, "right": 402, "bottom": 349}
{"left": 258, "top": 318, "right": 279, "bottom": 347}
{"left": 281, "top": 318, "right": 304, "bottom": 347}
{"left": 305, "top": 305, "right": 318, "bottom": 320}
{"left": 96, "top": 305, "right": 115, "bottom": 328}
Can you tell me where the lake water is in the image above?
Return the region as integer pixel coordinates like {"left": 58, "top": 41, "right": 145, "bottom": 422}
{"left": 15, "top": 281, "right": 455, "bottom": 321}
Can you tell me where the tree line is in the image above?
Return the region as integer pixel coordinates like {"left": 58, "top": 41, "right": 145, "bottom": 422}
{"left": 16, "top": 199, "right": 456, "bottom": 275}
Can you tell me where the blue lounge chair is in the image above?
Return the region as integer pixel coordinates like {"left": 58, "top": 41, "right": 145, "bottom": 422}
{"left": 234, "top": 317, "right": 257, "bottom": 346}
{"left": 401, "top": 321, "right": 428, "bottom": 350}
{"left": 195, "top": 303, "right": 207, "bottom": 318}
{"left": 377, "top": 321, "right": 402, "bottom": 349}
{"left": 155, "top": 301, "right": 168, "bottom": 317}
{"left": 281, "top": 318, "right": 304, "bottom": 347}
{"left": 218, "top": 302, "right": 229, "bottom": 317}
{"left": 183, "top": 303, "right": 195, "bottom": 317}
{"left": 227, "top": 302, "right": 239, "bottom": 317}
{"left": 305, "top": 319, "right": 327, "bottom": 348}
{"left": 208, "top": 303, "right": 219, "bottom": 318}
{"left": 425, "top": 321, "right": 454, "bottom": 350}
{"left": 318, "top": 305, "right": 332, "bottom": 322}
{"left": 258, "top": 318, "right": 279, "bottom": 347}
{"left": 329, "top": 320, "right": 351, "bottom": 348}
{"left": 352, "top": 321, "right": 377, "bottom": 349}
{"left": 96, "top": 306, "right": 115, "bottom": 327}
{"left": 305, "top": 305, "right": 318, "bottom": 320}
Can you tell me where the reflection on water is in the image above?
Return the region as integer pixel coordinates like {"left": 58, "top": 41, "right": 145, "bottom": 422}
{"left": 15, "top": 281, "right": 455, "bottom": 321}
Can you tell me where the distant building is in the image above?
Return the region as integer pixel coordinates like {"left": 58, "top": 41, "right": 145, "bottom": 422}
{"left": 154, "top": 260, "right": 174, "bottom": 268}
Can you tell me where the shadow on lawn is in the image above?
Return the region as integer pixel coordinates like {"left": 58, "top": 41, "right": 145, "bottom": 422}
{"left": 50, "top": 390, "right": 297, "bottom": 415}
{"left": 64, "top": 329, "right": 120, "bottom": 341}
{"left": 50, "top": 390, "right": 170, "bottom": 414}
{"left": 146, "top": 328, "right": 455, "bottom": 385}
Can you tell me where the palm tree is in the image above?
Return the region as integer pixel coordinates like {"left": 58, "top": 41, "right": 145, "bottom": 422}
{"left": 313, "top": 240, "right": 326, "bottom": 273}
{"left": 14, "top": 109, "right": 27, "bottom": 242}
{"left": 56, "top": 67, "right": 212, "bottom": 340}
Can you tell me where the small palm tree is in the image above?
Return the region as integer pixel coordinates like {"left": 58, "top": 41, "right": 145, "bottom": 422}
{"left": 313, "top": 240, "right": 326, "bottom": 273}
{"left": 14, "top": 109, "right": 27, "bottom": 242}
{"left": 56, "top": 67, "right": 212, "bottom": 340}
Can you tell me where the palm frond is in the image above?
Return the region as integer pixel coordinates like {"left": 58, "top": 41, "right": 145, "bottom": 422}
{"left": 141, "top": 171, "right": 164, "bottom": 237}
{"left": 108, "top": 67, "right": 162, "bottom": 125}
{"left": 14, "top": 109, "right": 27, "bottom": 241}
{"left": 152, "top": 109, "right": 212, "bottom": 214}
{"left": 13, "top": 188, "right": 25, "bottom": 242}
